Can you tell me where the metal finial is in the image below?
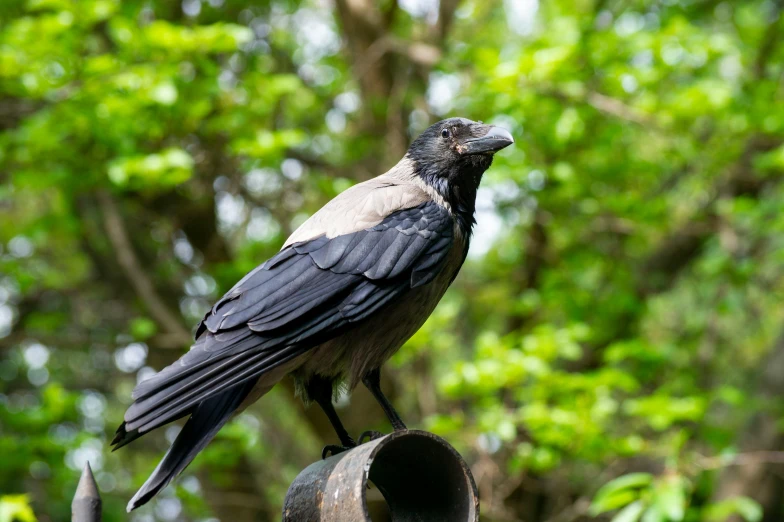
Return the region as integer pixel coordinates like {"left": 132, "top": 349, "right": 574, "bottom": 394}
{"left": 72, "top": 462, "right": 102, "bottom": 522}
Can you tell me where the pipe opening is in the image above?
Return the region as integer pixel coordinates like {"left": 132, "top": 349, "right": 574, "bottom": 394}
{"left": 366, "top": 434, "right": 477, "bottom": 522}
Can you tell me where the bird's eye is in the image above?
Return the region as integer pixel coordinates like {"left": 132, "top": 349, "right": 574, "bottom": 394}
{"left": 441, "top": 128, "right": 450, "bottom": 138}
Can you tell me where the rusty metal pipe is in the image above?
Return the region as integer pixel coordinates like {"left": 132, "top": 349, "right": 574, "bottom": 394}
{"left": 282, "top": 429, "right": 479, "bottom": 522}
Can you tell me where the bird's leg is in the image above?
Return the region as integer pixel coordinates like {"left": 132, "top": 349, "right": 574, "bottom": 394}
{"left": 307, "top": 376, "right": 356, "bottom": 458}
{"left": 362, "top": 368, "right": 407, "bottom": 431}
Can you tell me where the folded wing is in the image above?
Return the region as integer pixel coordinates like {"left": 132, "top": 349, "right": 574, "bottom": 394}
{"left": 113, "top": 199, "right": 454, "bottom": 447}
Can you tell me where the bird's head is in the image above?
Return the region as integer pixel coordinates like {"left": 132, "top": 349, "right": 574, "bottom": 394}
{"left": 405, "top": 117, "right": 514, "bottom": 230}
{"left": 407, "top": 118, "right": 514, "bottom": 173}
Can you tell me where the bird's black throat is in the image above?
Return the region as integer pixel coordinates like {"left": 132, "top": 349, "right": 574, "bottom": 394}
{"left": 409, "top": 154, "right": 492, "bottom": 236}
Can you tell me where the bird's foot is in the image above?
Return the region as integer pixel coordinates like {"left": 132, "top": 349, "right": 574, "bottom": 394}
{"left": 321, "top": 444, "right": 353, "bottom": 459}
{"left": 321, "top": 430, "right": 388, "bottom": 459}
{"left": 357, "top": 430, "right": 385, "bottom": 444}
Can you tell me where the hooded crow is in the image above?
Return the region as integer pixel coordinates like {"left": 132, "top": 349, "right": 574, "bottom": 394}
{"left": 114, "top": 117, "right": 513, "bottom": 511}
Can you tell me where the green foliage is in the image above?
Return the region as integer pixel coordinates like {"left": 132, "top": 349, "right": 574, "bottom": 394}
{"left": 704, "top": 497, "right": 763, "bottom": 522}
{"left": 108, "top": 148, "right": 194, "bottom": 189}
{"left": 0, "top": 495, "right": 37, "bottom": 522}
{"left": 591, "top": 473, "right": 655, "bottom": 516}
{"left": 589, "top": 472, "right": 761, "bottom": 522}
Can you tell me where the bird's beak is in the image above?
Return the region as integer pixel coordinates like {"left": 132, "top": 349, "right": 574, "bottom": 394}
{"left": 461, "top": 126, "right": 514, "bottom": 155}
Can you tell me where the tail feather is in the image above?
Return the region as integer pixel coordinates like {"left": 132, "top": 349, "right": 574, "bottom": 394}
{"left": 126, "top": 380, "right": 255, "bottom": 512}
{"left": 111, "top": 422, "right": 143, "bottom": 451}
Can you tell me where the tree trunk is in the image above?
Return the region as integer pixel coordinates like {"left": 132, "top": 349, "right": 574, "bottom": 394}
{"left": 713, "top": 333, "right": 784, "bottom": 522}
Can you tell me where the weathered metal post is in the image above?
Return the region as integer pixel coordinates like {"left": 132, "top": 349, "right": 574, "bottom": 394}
{"left": 72, "top": 462, "right": 102, "bottom": 522}
{"left": 282, "top": 430, "right": 479, "bottom": 522}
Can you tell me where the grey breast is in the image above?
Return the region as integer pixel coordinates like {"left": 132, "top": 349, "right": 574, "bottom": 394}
{"left": 297, "top": 222, "right": 466, "bottom": 388}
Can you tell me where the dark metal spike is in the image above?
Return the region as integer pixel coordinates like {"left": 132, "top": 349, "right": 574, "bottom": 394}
{"left": 72, "top": 462, "right": 102, "bottom": 522}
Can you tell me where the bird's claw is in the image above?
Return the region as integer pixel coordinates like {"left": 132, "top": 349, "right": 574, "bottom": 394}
{"left": 321, "top": 444, "right": 352, "bottom": 459}
{"left": 357, "top": 430, "right": 385, "bottom": 444}
{"left": 321, "top": 430, "right": 387, "bottom": 459}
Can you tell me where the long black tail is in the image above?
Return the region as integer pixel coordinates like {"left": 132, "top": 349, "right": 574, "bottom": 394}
{"left": 126, "top": 380, "right": 255, "bottom": 512}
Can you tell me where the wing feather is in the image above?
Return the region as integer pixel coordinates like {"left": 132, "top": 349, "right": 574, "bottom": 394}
{"left": 116, "top": 199, "right": 456, "bottom": 445}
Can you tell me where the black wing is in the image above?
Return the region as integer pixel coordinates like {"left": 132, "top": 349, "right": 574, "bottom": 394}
{"left": 115, "top": 201, "right": 454, "bottom": 441}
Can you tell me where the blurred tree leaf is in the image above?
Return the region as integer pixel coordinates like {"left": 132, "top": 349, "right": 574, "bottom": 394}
{"left": 591, "top": 473, "right": 654, "bottom": 515}
{"left": 0, "top": 495, "right": 37, "bottom": 522}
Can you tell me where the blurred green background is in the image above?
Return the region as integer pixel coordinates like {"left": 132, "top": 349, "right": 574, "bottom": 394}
{"left": 1, "top": 0, "right": 784, "bottom": 521}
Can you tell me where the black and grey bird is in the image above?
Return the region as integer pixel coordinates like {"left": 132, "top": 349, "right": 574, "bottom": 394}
{"left": 113, "top": 117, "right": 514, "bottom": 511}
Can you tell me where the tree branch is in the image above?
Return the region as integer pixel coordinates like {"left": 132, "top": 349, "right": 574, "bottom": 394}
{"left": 435, "top": 0, "right": 461, "bottom": 44}
{"left": 699, "top": 451, "right": 784, "bottom": 470}
{"left": 532, "top": 83, "right": 658, "bottom": 128}
{"left": 753, "top": 0, "right": 782, "bottom": 79}
{"left": 638, "top": 135, "right": 780, "bottom": 295}
{"left": 353, "top": 36, "right": 441, "bottom": 80}
{"left": 97, "top": 190, "right": 192, "bottom": 347}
